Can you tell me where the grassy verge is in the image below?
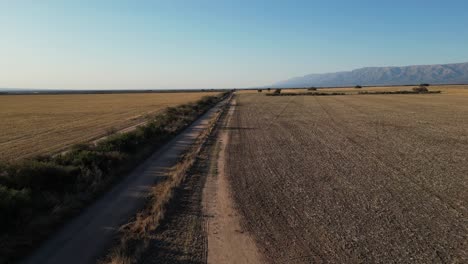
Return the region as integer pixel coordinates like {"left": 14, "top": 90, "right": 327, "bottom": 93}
{"left": 100, "top": 94, "right": 230, "bottom": 264}
{"left": 0, "top": 92, "right": 229, "bottom": 264}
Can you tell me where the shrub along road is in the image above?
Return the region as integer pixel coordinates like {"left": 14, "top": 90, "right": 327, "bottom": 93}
{"left": 22, "top": 98, "right": 228, "bottom": 264}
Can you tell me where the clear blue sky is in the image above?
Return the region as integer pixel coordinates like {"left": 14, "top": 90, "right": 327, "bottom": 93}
{"left": 1, "top": 0, "right": 468, "bottom": 89}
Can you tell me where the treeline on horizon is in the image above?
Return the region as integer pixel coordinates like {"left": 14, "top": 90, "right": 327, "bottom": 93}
{"left": 0, "top": 88, "right": 230, "bottom": 95}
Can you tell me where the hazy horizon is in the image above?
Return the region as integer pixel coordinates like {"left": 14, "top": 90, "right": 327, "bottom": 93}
{"left": 1, "top": 1, "right": 468, "bottom": 89}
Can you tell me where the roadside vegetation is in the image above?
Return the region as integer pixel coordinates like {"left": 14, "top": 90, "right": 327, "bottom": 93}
{"left": 101, "top": 95, "right": 229, "bottom": 264}
{"left": 0, "top": 92, "right": 228, "bottom": 264}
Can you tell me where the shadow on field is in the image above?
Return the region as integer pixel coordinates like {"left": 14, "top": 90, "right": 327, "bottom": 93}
{"left": 142, "top": 239, "right": 205, "bottom": 264}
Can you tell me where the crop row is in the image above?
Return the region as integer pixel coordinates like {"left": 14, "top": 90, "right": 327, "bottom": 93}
{"left": 226, "top": 93, "right": 468, "bottom": 263}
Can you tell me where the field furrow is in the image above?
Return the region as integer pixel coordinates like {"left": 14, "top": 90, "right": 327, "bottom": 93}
{"left": 0, "top": 92, "right": 218, "bottom": 161}
{"left": 226, "top": 92, "right": 468, "bottom": 263}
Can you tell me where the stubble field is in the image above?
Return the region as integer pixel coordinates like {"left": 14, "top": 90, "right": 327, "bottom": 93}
{"left": 0, "top": 92, "right": 217, "bottom": 161}
{"left": 227, "top": 88, "right": 468, "bottom": 263}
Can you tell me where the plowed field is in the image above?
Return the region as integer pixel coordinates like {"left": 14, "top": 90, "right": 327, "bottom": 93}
{"left": 227, "top": 92, "right": 468, "bottom": 263}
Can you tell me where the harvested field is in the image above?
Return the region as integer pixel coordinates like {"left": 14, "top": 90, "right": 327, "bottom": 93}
{"left": 227, "top": 90, "right": 468, "bottom": 263}
{"left": 0, "top": 92, "right": 218, "bottom": 161}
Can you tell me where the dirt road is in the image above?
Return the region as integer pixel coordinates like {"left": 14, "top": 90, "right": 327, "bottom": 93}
{"left": 203, "top": 98, "right": 263, "bottom": 264}
{"left": 136, "top": 97, "right": 263, "bottom": 264}
{"left": 22, "top": 101, "right": 227, "bottom": 264}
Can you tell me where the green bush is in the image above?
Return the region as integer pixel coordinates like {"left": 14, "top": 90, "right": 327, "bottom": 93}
{"left": 7, "top": 161, "right": 79, "bottom": 192}
{"left": 98, "top": 132, "right": 141, "bottom": 153}
{"left": 137, "top": 122, "right": 165, "bottom": 141}
{"left": 0, "top": 185, "right": 31, "bottom": 230}
{"left": 413, "top": 86, "right": 429, "bottom": 93}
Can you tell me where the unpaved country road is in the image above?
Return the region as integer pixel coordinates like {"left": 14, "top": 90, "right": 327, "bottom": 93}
{"left": 23, "top": 100, "right": 228, "bottom": 264}
{"left": 137, "top": 96, "right": 264, "bottom": 264}
{"left": 203, "top": 98, "right": 264, "bottom": 264}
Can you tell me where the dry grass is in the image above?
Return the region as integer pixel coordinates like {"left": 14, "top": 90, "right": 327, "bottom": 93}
{"left": 0, "top": 92, "right": 218, "bottom": 161}
{"left": 103, "top": 157, "right": 197, "bottom": 264}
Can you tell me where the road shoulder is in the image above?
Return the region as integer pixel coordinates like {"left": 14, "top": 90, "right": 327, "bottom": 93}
{"left": 203, "top": 97, "right": 264, "bottom": 264}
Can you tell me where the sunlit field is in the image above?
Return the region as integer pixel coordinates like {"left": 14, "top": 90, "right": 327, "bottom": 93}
{"left": 0, "top": 92, "right": 218, "bottom": 161}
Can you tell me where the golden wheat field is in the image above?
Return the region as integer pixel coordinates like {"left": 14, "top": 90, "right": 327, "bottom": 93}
{"left": 0, "top": 92, "right": 218, "bottom": 161}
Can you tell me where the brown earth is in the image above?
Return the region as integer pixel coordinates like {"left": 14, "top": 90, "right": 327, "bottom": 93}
{"left": 203, "top": 98, "right": 263, "bottom": 264}
{"left": 226, "top": 92, "right": 468, "bottom": 263}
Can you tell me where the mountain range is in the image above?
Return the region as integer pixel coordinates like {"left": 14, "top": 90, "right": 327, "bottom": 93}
{"left": 272, "top": 62, "right": 468, "bottom": 88}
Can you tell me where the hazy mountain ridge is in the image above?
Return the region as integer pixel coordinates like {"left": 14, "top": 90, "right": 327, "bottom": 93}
{"left": 273, "top": 62, "right": 468, "bottom": 87}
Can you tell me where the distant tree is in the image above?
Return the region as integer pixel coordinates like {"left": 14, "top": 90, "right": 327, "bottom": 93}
{"left": 267, "top": 88, "right": 271, "bottom": 91}
{"left": 355, "top": 85, "right": 362, "bottom": 89}
{"left": 258, "top": 89, "right": 263, "bottom": 93}
{"left": 420, "top": 83, "right": 430, "bottom": 87}
{"left": 274, "top": 89, "right": 282, "bottom": 94}
{"left": 413, "top": 85, "right": 429, "bottom": 93}
{"left": 307, "top": 87, "right": 317, "bottom": 91}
